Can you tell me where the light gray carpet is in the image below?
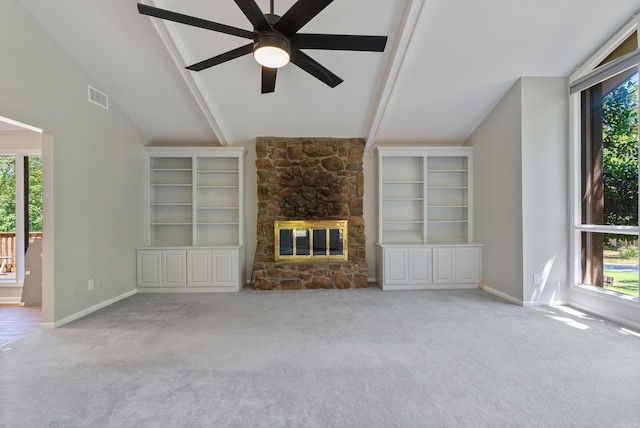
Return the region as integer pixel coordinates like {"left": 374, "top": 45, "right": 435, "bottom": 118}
{"left": 1, "top": 288, "right": 639, "bottom": 427}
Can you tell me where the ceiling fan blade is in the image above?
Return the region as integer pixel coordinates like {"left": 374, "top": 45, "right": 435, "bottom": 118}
{"left": 138, "top": 3, "right": 253, "bottom": 39}
{"left": 186, "top": 44, "right": 254, "bottom": 71}
{"left": 261, "top": 67, "right": 277, "bottom": 94}
{"left": 233, "top": 0, "right": 272, "bottom": 32}
{"left": 290, "top": 49, "right": 343, "bottom": 88}
{"left": 274, "top": 0, "right": 333, "bottom": 36}
{"left": 292, "top": 34, "right": 388, "bottom": 52}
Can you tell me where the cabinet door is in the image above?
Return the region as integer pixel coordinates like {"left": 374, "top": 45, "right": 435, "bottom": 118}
{"left": 187, "top": 250, "right": 211, "bottom": 287}
{"left": 211, "top": 250, "right": 237, "bottom": 287}
{"left": 432, "top": 248, "right": 456, "bottom": 283}
{"left": 455, "top": 247, "right": 481, "bottom": 283}
{"left": 138, "top": 250, "right": 162, "bottom": 288}
{"left": 408, "top": 248, "right": 432, "bottom": 284}
{"left": 162, "top": 250, "right": 186, "bottom": 288}
{"left": 384, "top": 248, "right": 409, "bottom": 284}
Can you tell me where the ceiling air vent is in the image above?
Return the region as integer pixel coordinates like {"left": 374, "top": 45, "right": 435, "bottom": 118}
{"left": 88, "top": 85, "right": 108, "bottom": 109}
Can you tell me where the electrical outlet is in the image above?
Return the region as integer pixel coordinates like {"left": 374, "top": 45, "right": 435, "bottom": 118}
{"left": 533, "top": 274, "right": 541, "bottom": 284}
{"left": 88, "top": 279, "right": 94, "bottom": 290}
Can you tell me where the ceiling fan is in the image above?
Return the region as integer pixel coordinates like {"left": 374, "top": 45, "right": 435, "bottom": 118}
{"left": 137, "top": 0, "right": 388, "bottom": 93}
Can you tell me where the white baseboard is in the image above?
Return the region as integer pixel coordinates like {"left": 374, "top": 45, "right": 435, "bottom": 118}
{"left": 523, "top": 299, "right": 570, "bottom": 307}
{"left": 137, "top": 287, "right": 240, "bottom": 293}
{"left": 480, "top": 284, "right": 524, "bottom": 306}
{"left": 41, "top": 289, "right": 137, "bottom": 329}
{"left": 0, "top": 296, "right": 22, "bottom": 305}
{"left": 481, "top": 284, "right": 569, "bottom": 307}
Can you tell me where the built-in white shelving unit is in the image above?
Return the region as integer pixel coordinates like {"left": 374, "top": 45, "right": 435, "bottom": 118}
{"left": 376, "top": 146, "right": 481, "bottom": 290}
{"left": 138, "top": 147, "right": 246, "bottom": 292}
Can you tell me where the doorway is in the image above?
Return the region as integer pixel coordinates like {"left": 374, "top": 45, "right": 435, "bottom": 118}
{"left": 0, "top": 116, "right": 44, "bottom": 343}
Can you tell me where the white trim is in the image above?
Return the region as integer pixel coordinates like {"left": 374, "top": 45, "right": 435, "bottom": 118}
{"left": 137, "top": 287, "right": 241, "bottom": 293}
{"left": 568, "top": 21, "right": 640, "bottom": 326}
{"left": 569, "top": 13, "right": 640, "bottom": 83}
{"left": 574, "top": 224, "right": 639, "bottom": 235}
{"left": 523, "top": 299, "right": 570, "bottom": 308}
{"left": 0, "top": 115, "right": 43, "bottom": 134}
{"left": 383, "top": 284, "right": 478, "bottom": 291}
{"left": 14, "top": 155, "right": 25, "bottom": 284}
{"left": 569, "top": 93, "right": 581, "bottom": 289}
{"left": 570, "top": 49, "right": 640, "bottom": 94}
{"left": 571, "top": 283, "right": 640, "bottom": 308}
{"left": 364, "top": 0, "right": 426, "bottom": 152}
{"left": 0, "top": 282, "right": 23, "bottom": 288}
{"left": 569, "top": 301, "right": 640, "bottom": 332}
{"left": 480, "top": 284, "right": 523, "bottom": 306}
{"left": 0, "top": 296, "right": 22, "bottom": 305}
{"left": 40, "top": 289, "right": 137, "bottom": 329}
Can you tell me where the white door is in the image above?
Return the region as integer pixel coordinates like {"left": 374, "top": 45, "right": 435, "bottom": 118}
{"left": 138, "top": 250, "right": 161, "bottom": 288}
{"left": 432, "top": 248, "right": 455, "bottom": 284}
{"left": 162, "top": 250, "right": 186, "bottom": 287}
{"left": 384, "top": 248, "right": 408, "bottom": 285}
{"left": 409, "top": 248, "right": 432, "bottom": 284}
{"left": 455, "top": 247, "right": 481, "bottom": 283}
{"left": 187, "top": 250, "right": 211, "bottom": 287}
{"left": 212, "top": 250, "right": 237, "bottom": 287}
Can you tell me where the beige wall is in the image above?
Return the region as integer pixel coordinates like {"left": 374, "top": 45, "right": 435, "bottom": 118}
{"left": 466, "top": 80, "right": 524, "bottom": 301}
{"left": 1, "top": 1, "right": 147, "bottom": 323}
{"left": 520, "top": 77, "right": 569, "bottom": 304}
{"left": 467, "top": 77, "right": 569, "bottom": 305}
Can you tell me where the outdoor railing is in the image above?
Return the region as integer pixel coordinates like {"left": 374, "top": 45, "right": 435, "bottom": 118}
{"left": 0, "top": 232, "right": 43, "bottom": 273}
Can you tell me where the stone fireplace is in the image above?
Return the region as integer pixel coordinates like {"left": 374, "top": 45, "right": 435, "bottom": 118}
{"left": 252, "top": 137, "right": 368, "bottom": 290}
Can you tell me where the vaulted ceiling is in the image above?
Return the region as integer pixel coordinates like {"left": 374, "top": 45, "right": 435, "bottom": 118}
{"left": 16, "top": 0, "right": 640, "bottom": 149}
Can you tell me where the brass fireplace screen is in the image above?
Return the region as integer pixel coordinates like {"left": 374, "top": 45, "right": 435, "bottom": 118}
{"left": 274, "top": 220, "right": 348, "bottom": 262}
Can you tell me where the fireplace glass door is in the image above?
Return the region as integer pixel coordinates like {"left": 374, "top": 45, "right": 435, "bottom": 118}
{"left": 275, "top": 220, "right": 348, "bottom": 262}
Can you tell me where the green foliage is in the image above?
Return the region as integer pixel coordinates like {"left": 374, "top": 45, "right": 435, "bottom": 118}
{"left": 602, "top": 76, "right": 639, "bottom": 228}
{"left": 0, "top": 156, "right": 42, "bottom": 233}
{"left": 28, "top": 157, "right": 43, "bottom": 232}
{"left": 618, "top": 245, "right": 639, "bottom": 259}
{"left": 0, "top": 157, "right": 16, "bottom": 232}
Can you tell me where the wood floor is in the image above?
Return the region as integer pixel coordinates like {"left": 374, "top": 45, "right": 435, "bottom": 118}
{"left": 0, "top": 305, "right": 41, "bottom": 345}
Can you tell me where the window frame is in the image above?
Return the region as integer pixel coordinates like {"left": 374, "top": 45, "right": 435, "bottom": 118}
{"left": 570, "top": 19, "right": 640, "bottom": 305}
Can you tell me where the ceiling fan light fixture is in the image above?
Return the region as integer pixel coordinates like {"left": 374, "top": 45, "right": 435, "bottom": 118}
{"left": 254, "top": 33, "right": 290, "bottom": 68}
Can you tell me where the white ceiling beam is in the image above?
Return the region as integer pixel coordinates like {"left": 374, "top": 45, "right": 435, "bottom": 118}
{"left": 364, "top": 0, "right": 426, "bottom": 152}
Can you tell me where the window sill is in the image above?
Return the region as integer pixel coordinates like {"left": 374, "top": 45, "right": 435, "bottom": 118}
{"left": 571, "top": 283, "right": 640, "bottom": 308}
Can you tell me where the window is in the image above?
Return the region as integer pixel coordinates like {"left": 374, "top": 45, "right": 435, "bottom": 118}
{"left": 572, "top": 31, "right": 640, "bottom": 300}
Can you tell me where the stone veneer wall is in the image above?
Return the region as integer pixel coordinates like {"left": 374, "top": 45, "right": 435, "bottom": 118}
{"left": 252, "top": 137, "right": 368, "bottom": 290}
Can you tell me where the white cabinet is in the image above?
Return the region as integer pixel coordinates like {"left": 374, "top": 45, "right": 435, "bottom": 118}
{"left": 187, "top": 250, "right": 211, "bottom": 288}
{"left": 139, "top": 145, "right": 246, "bottom": 293}
{"left": 376, "top": 146, "right": 481, "bottom": 290}
{"left": 454, "top": 246, "right": 482, "bottom": 283}
{"left": 137, "top": 250, "right": 161, "bottom": 288}
{"left": 409, "top": 247, "right": 432, "bottom": 284}
{"left": 383, "top": 247, "right": 433, "bottom": 286}
{"left": 380, "top": 245, "right": 481, "bottom": 290}
{"left": 138, "top": 248, "right": 242, "bottom": 291}
{"left": 212, "top": 250, "right": 237, "bottom": 287}
{"left": 162, "top": 250, "right": 186, "bottom": 288}
{"left": 432, "top": 248, "right": 456, "bottom": 284}
{"left": 383, "top": 248, "right": 409, "bottom": 285}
